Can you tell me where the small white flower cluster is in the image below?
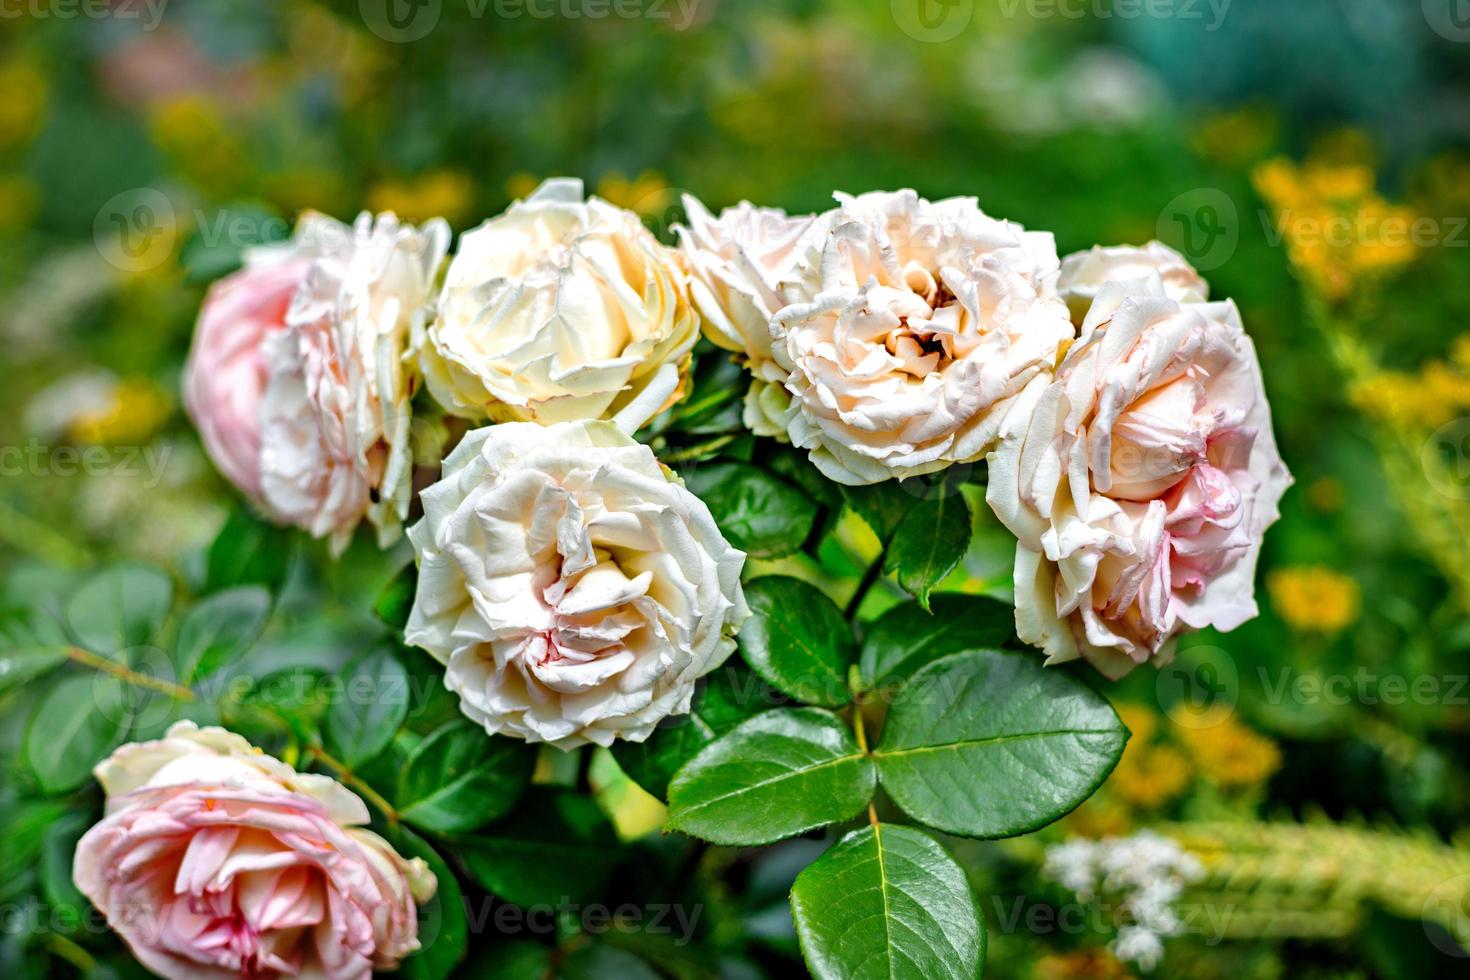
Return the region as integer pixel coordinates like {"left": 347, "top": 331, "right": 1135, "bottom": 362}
{"left": 1042, "top": 830, "right": 1205, "bottom": 972}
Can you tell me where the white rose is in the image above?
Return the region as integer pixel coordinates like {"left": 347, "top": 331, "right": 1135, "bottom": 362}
{"left": 770, "top": 190, "right": 1075, "bottom": 485}
{"left": 1057, "top": 241, "right": 1208, "bottom": 325}
{"left": 986, "top": 275, "right": 1292, "bottom": 678}
{"left": 676, "top": 195, "right": 823, "bottom": 438}
{"left": 418, "top": 178, "right": 699, "bottom": 434}
{"left": 259, "top": 211, "right": 450, "bottom": 553}
{"left": 404, "top": 419, "right": 749, "bottom": 748}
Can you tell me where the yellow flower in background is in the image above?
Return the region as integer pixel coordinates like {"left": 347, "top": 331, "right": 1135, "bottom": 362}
{"left": 1061, "top": 797, "right": 1133, "bottom": 839}
{"left": 1254, "top": 150, "right": 1418, "bottom": 302}
{"left": 0, "top": 56, "right": 49, "bottom": 152}
{"left": 0, "top": 174, "right": 40, "bottom": 232}
{"left": 368, "top": 170, "right": 475, "bottom": 226}
{"left": 1115, "top": 702, "right": 1158, "bottom": 746}
{"left": 1111, "top": 744, "right": 1193, "bottom": 811}
{"left": 149, "top": 97, "right": 252, "bottom": 196}
{"left": 261, "top": 169, "right": 348, "bottom": 220}
{"left": 69, "top": 378, "right": 172, "bottom": 446}
{"left": 1033, "top": 949, "right": 1132, "bottom": 980}
{"left": 504, "top": 172, "right": 541, "bottom": 201}
{"left": 1192, "top": 105, "right": 1279, "bottom": 168}
{"left": 595, "top": 170, "right": 673, "bottom": 217}
{"left": 1175, "top": 708, "right": 1282, "bottom": 790}
{"left": 1305, "top": 476, "right": 1344, "bottom": 513}
{"left": 1267, "top": 566, "right": 1361, "bottom": 634}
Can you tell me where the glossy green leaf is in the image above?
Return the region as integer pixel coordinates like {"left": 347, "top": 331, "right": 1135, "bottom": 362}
{"left": 66, "top": 564, "right": 173, "bottom": 657}
{"left": 884, "top": 493, "right": 972, "bottom": 611}
{"left": 873, "top": 649, "right": 1127, "bottom": 838}
{"left": 684, "top": 462, "right": 817, "bottom": 559}
{"left": 457, "top": 788, "right": 618, "bottom": 907}
{"left": 666, "top": 708, "right": 875, "bottom": 846}
{"left": 325, "top": 645, "right": 409, "bottom": 769}
{"left": 0, "top": 611, "right": 70, "bottom": 695}
{"left": 398, "top": 721, "right": 534, "bottom": 834}
{"left": 173, "top": 586, "right": 271, "bottom": 683}
{"left": 25, "top": 674, "right": 130, "bottom": 794}
{"left": 375, "top": 564, "right": 417, "bottom": 631}
{"left": 791, "top": 823, "right": 985, "bottom": 980}
{"left": 611, "top": 661, "right": 777, "bottom": 802}
{"left": 205, "top": 507, "right": 293, "bottom": 592}
{"left": 390, "top": 825, "right": 468, "bottom": 980}
{"left": 561, "top": 944, "right": 663, "bottom": 980}
{"left": 738, "top": 577, "right": 854, "bottom": 707}
{"left": 857, "top": 593, "right": 1015, "bottom": 691}
{"left": 840, "top": 482, "right": 911, "bottom": 543}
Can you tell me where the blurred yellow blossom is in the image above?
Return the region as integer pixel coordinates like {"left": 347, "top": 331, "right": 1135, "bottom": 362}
{"left": 261, "top": 169, "right": 348, "bottom": 220}
{"left": 0, "top": 56, "right": 49, "bottom": 152}
{"left": 1033, "top": 949, "right": 1132, "bottom": 980}
{"left": 368, "top": 170, "right": 475, "bottom": 226}
{"left": 1267, "top": 566, "right": 1361, "bottom": 634}
{"left": 1111, "top": 744, "right": 1193, "bottom": 811}
{"left": 1175, "top": 709, "right": 1282, "bottom": 790}
{"left": 1253, "top": 154, "right": 1418, "bottom": 302}
{"left": 0, "top": 174, "right": 40, "bottom": 232}
{"left": 1305, "top": 476, "right": 1344, "bottom": 513}
{"left": 68, "top": 378, "right": 172, "bottom": 446}
{"left": 595, "top": 171, "right": 673, "bottom": 217}
{"left": 1351, "top": 348, "right": 1470, "bottom": 430}
{"left": 1115, "top": 703, "right": 1158, "bottom": 745}
{"left": 504, "top": 172, "right": 541, "bottom": 202}
{"left": 1192, "top": 105, "right": 1278, "bottom": 168}
{"left": 149, "top": 97, "right": 252, "bottom": 196}
{"left": 1062, "top": 796, "right": 1133, "bottom": 838}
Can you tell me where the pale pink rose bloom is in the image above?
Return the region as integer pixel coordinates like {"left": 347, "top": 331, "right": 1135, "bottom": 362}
{"left": 259, "top": 211, "right": 450, "bottom": 553}
{"left": 183, "top": 252, "right": 311, "bottom": 505}
{"left": 74, "top": 722, "right": 434, "bottom": 980}
{"left": 987, "top": 275, "right": 1292, "bottom": 678}
{"left": 1056, "top": 241, "right": 1209, "bottom": 325}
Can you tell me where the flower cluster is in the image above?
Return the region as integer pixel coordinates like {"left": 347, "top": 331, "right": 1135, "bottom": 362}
{"left": 1043, "top": 830, "right": 1205, "bottom": 972}
{"left": 184, "top": 181, "right": 1291, "bottom": 746}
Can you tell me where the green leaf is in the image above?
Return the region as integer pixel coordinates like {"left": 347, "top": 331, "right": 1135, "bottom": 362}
{"left": 325, "top": 645, "right": 409, "bottom": 769}
{"left": 611, "top": 661, "right": 776, "bottom": 802}
{"left": 738, "top": 577, "right": 854, "bottom": 708}
{"left": 25, "top": 674, "right": 130, "bottom": 794}
{"left": 389, "top": 825, "right": 468, "bottom": 980}
{"left": 858, "top": 594, "right": 1015, "bottom": 691}
{"left": 172, "top": 587, "right": 271, "bottom": 684}
{"left": 666, "top": 708, "right": 875, "bottom": 846}
{"left": 790, "top": 823, "right": 985, "bottom": 980}
{"left": 873, "top": 649, "right": 1127, "bottom": 838}
{"left": 683, "top": 463, "right": 817, "bottom": 559}
{"left": 398, "top": 721, "right": 534, "bottom": 834}
{"left": 457, "top": 788, "right": 618, "bottom": 907}
{"left": 0, "top": 611, "right": 70, "bottom": 695}
{"left": 205, "top": 507, "right": 293, "bottom": 592}
{"left": 884, "top": 493, "right": 972, "bottom": 611}
{"left": 561, "top": 944, "right": 663, "bottom": 980}
{"left": 375, "top": 564, "right": 418, "bottom": 631}
{"left": 0, "top": 800, "right": 69, "bottom": 882}
{"left": 40, "top": 814, "right": 89, "bottom": 913}
{"left": 464, "top": 942, "right": 553, "bottom": 978}
{"left": 840, "top": 482, "right": 911, "bottom": 543}
{"left": 65, "top": 564, "right": 173, "bottom": 657}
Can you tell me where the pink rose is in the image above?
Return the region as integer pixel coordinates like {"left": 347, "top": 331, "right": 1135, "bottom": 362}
{"left": 183, "top": 253, "right": 311, "bottom": 504}
{"left": 74, "top": 722, "right": 434, "bottom": 980}
{"left": 986, "top": 275, "right": 1292, "bottom": 678}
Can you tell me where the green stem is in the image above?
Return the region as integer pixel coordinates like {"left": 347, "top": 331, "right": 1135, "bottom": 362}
{"left": 65, "top": 646, "right": 195, "bottom": 701}
{"left": 309, "top": 746, "right": 399, "bottom": 825}
{"left": 844, "top": 547, "right": 887, "bottom": 619}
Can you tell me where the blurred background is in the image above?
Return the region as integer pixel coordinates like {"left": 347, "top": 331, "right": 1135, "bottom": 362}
{"left": 3, "top": 1, "right": 1470, "bottom": 977}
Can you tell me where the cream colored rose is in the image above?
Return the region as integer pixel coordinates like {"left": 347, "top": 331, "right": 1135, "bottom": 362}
{"left": 417, "top": 179, "right": 698, "bottom": 434}
{"left": 404, "top": 418, "right": 749, "bottom": 748}
{"left": 770, "top": 190, "right": 1076, "bottom": 484}
{"left": 1057, "top": 242, "right": 1208, "bottom": 324}
{"left": 987, "top": 275, "right": 1292, "bottom": 678}
{"left": 259, "top": 211, "right": 449, "bottom": 553}
{"left": 676, "top": 195, "right": 823, "bottom": 438}
{"left": 75, "top": 722, "right": 433, "bottom": 980}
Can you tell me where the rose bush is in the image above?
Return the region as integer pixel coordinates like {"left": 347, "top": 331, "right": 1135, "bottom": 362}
{"left": 404, "top": 418, "right": 749, "bottom": 748}
{"left": 73, "top": 722, "right": 434, "bottom": 980}
{"left": 417, "top": 178, "right": 699, "bottom": 434}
